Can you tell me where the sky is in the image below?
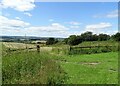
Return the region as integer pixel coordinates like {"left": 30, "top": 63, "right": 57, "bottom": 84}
{"left": 0, "top": 0, "right": 118, "bottom": 38}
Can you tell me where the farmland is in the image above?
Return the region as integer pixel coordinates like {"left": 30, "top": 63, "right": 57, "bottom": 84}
{"left": 2, "top": 42, "right": 52, "bottom": 52}
{"left": 3, "top": 42, "right": 35, "bottom": 49}
{"left": 1, "top": 41, "right": 118, "bottom": 84}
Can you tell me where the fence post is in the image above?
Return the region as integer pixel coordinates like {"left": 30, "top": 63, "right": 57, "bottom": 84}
{"left": 70, "top": 45, "right": 72, "bottom": 51}
{"left": 68, "top": 45, "right": 72, "bottom": 55}
{"left": 36, "top": 44, "right": 40, "bottom": 53}
{"left": 58, "top": 48, "right": 59, "bottom": 54}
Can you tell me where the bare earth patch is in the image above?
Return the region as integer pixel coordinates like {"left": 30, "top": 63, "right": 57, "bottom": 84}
{"left": 109, "top": 68, "right": 117, "bottom": 72}
{"left": 80, "top": 62, "right": 100, "bottom": 65}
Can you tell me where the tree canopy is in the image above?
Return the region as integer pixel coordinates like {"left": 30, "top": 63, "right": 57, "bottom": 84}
{"left": 46, "top": 38, "right": 58, "bottom": 45}
{"left": 63, "top": 31, "right": 120, "bottom": 46}
{"left": 112, "top": 32, "right": 120, "bottom": 41}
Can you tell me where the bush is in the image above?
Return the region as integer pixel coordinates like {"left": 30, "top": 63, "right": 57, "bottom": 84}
{"left": 64, "top": 35, "right": 82, "bottom": 45}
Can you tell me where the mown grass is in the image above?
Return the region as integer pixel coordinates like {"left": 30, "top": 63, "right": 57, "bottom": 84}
{"left": 55, "top": 52, "right": 118, "bottom": 84}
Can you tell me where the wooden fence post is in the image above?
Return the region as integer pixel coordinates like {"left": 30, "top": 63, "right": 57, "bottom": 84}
{"left": 37, "top": 44, "right": 40, "bottom": 53}
{"left": 70, "top": 46, "right": 72, "bottom": 51}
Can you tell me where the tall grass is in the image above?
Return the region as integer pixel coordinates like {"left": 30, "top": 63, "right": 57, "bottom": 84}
{"left": 0, "top": 42, "right": 2, "bottom": 85}
{"left": 52, "top": 45, "right": 70, "bottom": 55}
{"left": 2, "top": 51, "right": 68, "bottom": 84}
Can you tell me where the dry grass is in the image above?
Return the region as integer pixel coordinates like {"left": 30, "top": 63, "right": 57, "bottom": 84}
{"left": 3, "top": 42, "right": 53, "bottom": 52}
{"left": 3, "top": 42, "right": 35, "bottom": 49}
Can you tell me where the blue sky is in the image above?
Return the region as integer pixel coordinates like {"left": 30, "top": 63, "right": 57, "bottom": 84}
{"left": 0, "top": 1, "right": 118, "bottom": 37}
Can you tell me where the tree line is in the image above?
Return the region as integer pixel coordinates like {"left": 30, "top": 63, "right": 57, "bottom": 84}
{"left": 46, "top": 31, "right": 120, "bottom": 45}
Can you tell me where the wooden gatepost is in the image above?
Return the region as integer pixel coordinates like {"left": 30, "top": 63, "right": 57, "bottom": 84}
{"left": 36, "top": 44, "right": 40, "bottom": 53}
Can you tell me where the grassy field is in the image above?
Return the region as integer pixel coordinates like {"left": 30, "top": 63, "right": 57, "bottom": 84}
{"left": 2, "top": 42, "right": 53, "bottom": 52}
{"left": 77, "top": 41, "right": 118, "bottom": 48}
{"left": 1, "top": 42, "right": 118, "bottom": 84}
{"left": 56, "top": 52, "right": 118, "bottom": 84}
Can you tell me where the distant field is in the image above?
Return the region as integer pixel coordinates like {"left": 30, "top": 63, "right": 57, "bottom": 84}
{"left": 2, "top": 42, "right": 53, "bottom": 52}
{"left": 2, "top": 42, "right": 35, "bottom": 49}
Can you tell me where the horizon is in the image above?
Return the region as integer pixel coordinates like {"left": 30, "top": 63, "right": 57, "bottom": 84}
{"left": 1, "top": 1, "right": 118, "bottom": 38}
{"left": 1, "top": 30, "right": 118, "bottom": 39}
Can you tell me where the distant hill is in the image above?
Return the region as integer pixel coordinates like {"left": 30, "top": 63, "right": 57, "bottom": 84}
{"left": 0, "top": 36, "right": 65, "bottom": 42}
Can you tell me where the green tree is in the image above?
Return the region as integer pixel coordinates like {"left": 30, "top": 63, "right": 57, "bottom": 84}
{"left": 46, "top": 38, "right": 58, "bottom": 45}
{"left": 92, "top": 34, "right": 99, "bottom": 41}
{"left": 67, "top": 35, "right": 82, "bottom": 45}
{"left": 63, "top": 38, "right": 69, "bottom": 44}
{"left": 98, "top": 34, "right": 110, "bottom": 41}
{"left": 112, "top": 32, "right": 120, "bottom": 41}
{"left": 81, "top": 31, "right": 93, "bottom": 41}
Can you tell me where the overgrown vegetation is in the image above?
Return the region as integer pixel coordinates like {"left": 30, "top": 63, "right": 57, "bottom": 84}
{"left": 2, "top": 51, "right": 68, "bottom": 84}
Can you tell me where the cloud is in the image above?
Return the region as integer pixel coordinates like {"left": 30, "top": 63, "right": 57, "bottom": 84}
{"left": 85, "top": 22, "right": 112, "bottom": 34}
{"left": 70, "top": 25, "right": 80, "bottom": 29}
{"left": 25, "top": 23, "right": 68, "bottom": 33}
{"left": 102, "top": 30, "right": 118, "bottom": 35}
{"left": 106, "top": 10, "right": 118, "bottom": 18}
{"left": 1, "top": 0, "right": 35, "bottom": 12}
{"left": 49, "top": 19, "right": 54, "bottom": 22}
{"left": 1, "top": 15, "right": 116, "bottom": 37}
{"left": 24, "top": 12, "right": 32, "bottom": 17}
{"left": 0, "top": 15, "right": 30, "bottom": 32}
{"left": 93, "top": 10, "right": 118, "bottom": 18}
{"left": 4, "top": 13, "right": 10, "bottom": 17}
{"left": 86, "top": 22, "right": 112, "bottom": 30}
{"left": 23, "top": 23, "right": 69, "bottom": 37}
{"left": 67, "top": 21, "right": 81, "bottom": 25}
{"left": 1, "top": 16, "right": 116, "bottom": 37}
{"left": 93, "top": 15, "right": 103, "bottom": 18}
{"left": 1, "top": 17, "right": 69, "bottom": 37}
{"left": 0, "top": 15, "right": 30, "bottom": 36}
{"left": 65, "top": 21, "right": 82, "bottom": 29}
{"left": 15, "top": 17, "right": 21, "bottom": 20}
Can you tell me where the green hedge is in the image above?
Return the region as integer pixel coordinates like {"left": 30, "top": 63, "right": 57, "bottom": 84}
{"left": 68, "top": 46, "right": 118, "bottom": 55}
